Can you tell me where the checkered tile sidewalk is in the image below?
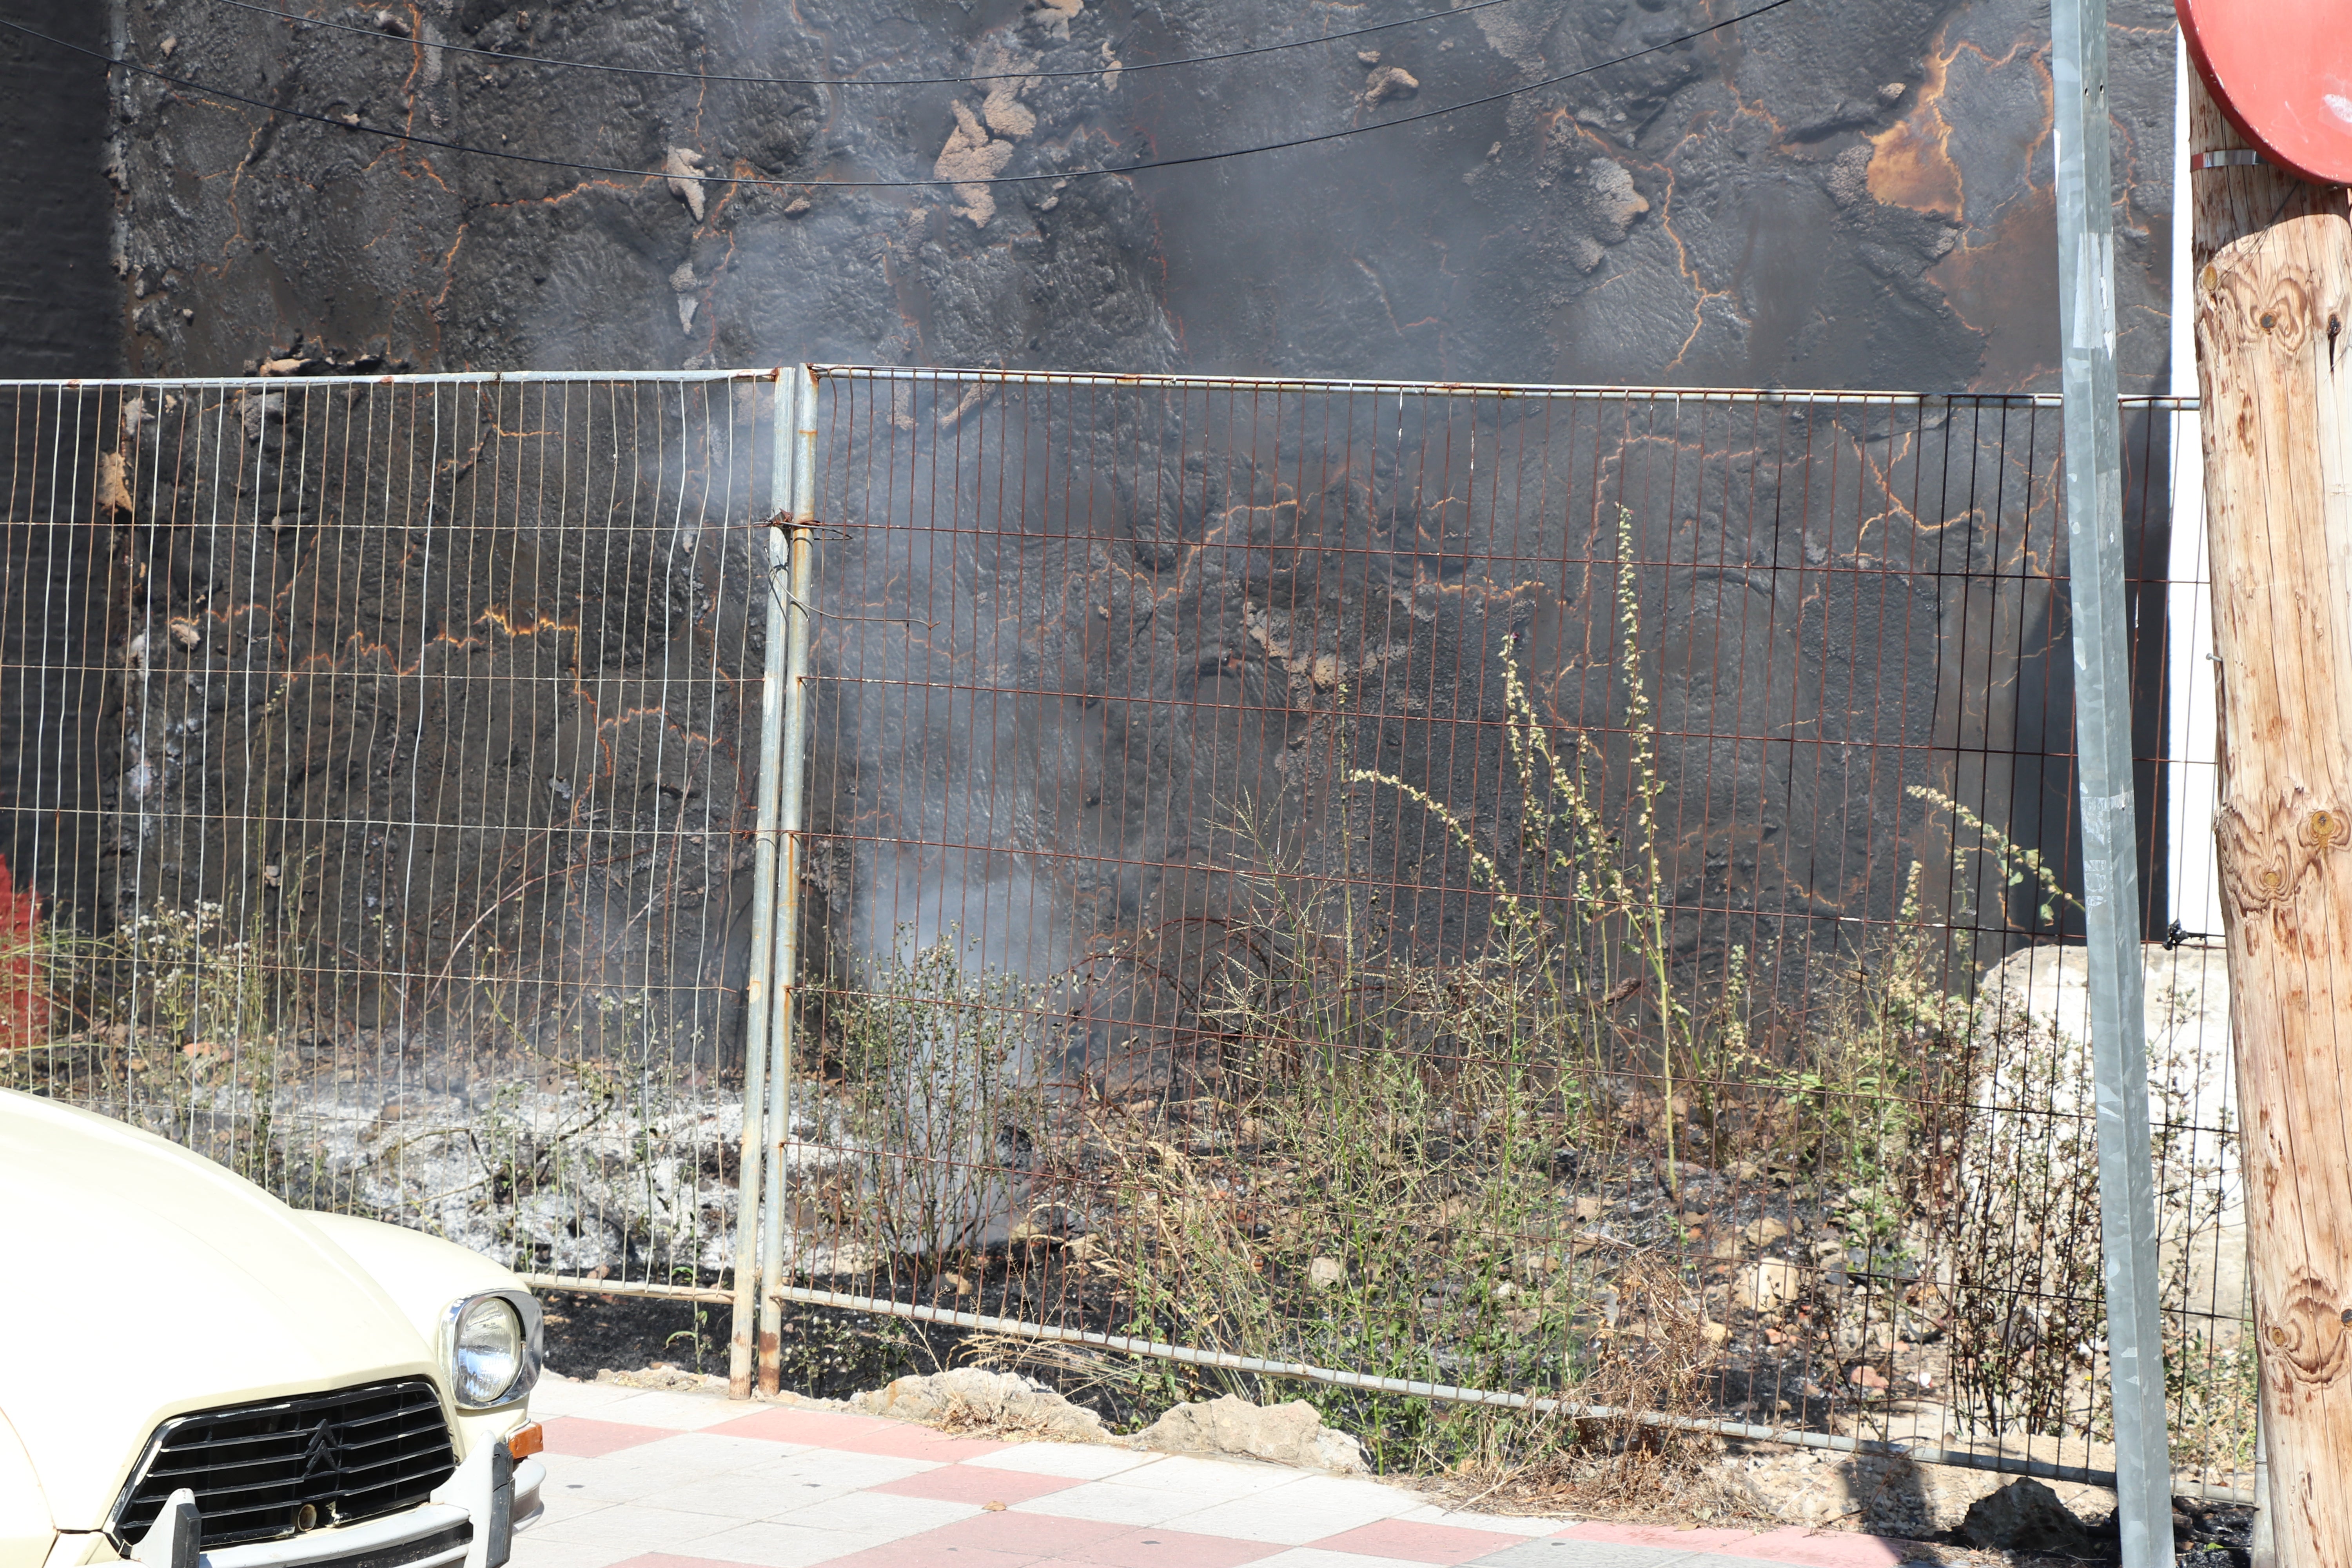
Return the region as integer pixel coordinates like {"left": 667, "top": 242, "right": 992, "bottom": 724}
{"left": 515, "top": 1373, "right": 1925, "bottom": 1568}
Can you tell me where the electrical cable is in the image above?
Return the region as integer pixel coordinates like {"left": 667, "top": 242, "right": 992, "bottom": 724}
{"left": 204, "top": 0, "right": 1538, "bottom": 88}
{"left": 0, "top": 1, "right": 1799, "bottom": 192}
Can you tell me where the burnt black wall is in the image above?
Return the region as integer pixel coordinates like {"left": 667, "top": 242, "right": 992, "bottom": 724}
{"left": 0, "top": 0, "right": 2199, "bottom": 1056}
{"left": 0, "top": 0, "right": 117, "bottom": 378}
{"left": 0, "top": 4, "right": 120, "bottom": 926}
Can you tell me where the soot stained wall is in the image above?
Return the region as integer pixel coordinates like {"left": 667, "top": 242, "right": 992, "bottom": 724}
{"left": 11, "top": 0, "right": 2190, "bottom": 1073}
{"left": 98, "top": 0, "right": 2176, "bottom": 394}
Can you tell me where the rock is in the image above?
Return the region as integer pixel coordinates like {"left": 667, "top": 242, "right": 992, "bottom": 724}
{"left": 1733, "top": 1259, "right": 1803, "bottom": 1312}
{"left": 95, "top": 450, "right": 133, "bottom": 513}
{"left": 850, "top": 1367, "right": 1115, "bottom": 1444}
{"left": 1960, "top": 1477, "right": 2101, "bottom": 1556}
{"left": 594, "top": 1364, "right": 722, "bottom": 1392}
{"left": 1826, "top": 145, "right": 1875, "bottom": 208}
{"left": 1743, "top": 1216, "right": 1791, "bottom": 1247}
{"left": 662, "top": 147, "right": 708, "bottom": 222}
{"left": 1364, "top": 65, "right": 1419, "bottom": 105}
{"left": 934, "top": 101, "right": 1015, "bottom": 227}
{"left": 1588, "top": 159, "right": 1650, "bottom": 238}
{"left": 1701, "top": 1319, "right": 1731, "bottom": 1347}
{"left": 1973, "top": 943, "right": 2245, "bottom": 1323}
{"left": 1134, "top": 1395, "right": 1368, "bottom": 1474}
{"left": 1030, "top": 0, "right": 1082, "bottom": 38}
{"left": 1307, "top": 1256, "right": 1346, "bottom": 1289}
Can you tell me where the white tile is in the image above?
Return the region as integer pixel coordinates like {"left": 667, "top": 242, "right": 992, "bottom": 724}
{"left": 622, "top": 1432, "right": 818, "bottom": 1474}
{"left": 761, "top": 1489, "right": 977, "bottom": 1536}
{"left": 961, "top": 1442, "right": 1163, "bottom": 1480}
{"left": 1088, "top": 1453, "right": 1300, "bottom": 1498}
{"left": 525, "top": 1502, "right": 735, "bottom": 1553}
{"left": 507, "top": 1534, "right": 653, "bottom": 1568}
{"left": 528, "top": 1375, "right": 641, "bottom": 1419}
{"left": 1009, "top": 1479, "right": 1210, "bottom": 1528}
{"left": 1252, "top": 1551, "right": 1449, "bottom": 1568}
{"left": 540, "top": 1450, "right": 734, "bottom": 1505}
{"left": 541, "top": 1432, "right": 835, "bottom": 1506}
{"left": 682, "top": 1519, "right": 911, "bottom": 1568}
{"left": 630, "top": 1455, "right": 919, "bottom": 1521}
{"left": 736, "top": 1448, "right": 943, "bottom": 1498}
{"left": 581, "top": 1388, "right": 748, "bottom": 1430}
{"left": 1390, "top": 1502, "right": 1570, "bottom": 1536}
{"left": 1165, "top": 1474, "right": 1421, "bottom": 1545}
{"left": 528, "top": 1488, "right": 616, "bottom": 1529}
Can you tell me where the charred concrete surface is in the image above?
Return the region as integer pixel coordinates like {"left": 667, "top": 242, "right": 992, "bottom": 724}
{"left": 2, "top": 0, "right": 2186, "bottom": 1074}
{"left": 93, "top": 0, "right": 2177, "bottom": 391}
{"left": 0, "top": 0, "right": 117, "bottom": 380}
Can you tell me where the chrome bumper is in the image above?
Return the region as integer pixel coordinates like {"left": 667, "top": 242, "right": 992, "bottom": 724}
{"left": 123, "top": 1444, "right": 543, "bottom": 1568}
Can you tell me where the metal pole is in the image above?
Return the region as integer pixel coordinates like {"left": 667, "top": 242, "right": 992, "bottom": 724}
{"left": 755, "top": 365, "right": 819, "bottom": 1396}
{"left": 2252, "top": 1397, "right": 2276, "bottom": 1568}
{"left": 725, "top": 369, "right": 795, "bottom": 1399}
{"left": 2051, "top": 2, "right": 2172, "bottom": 1561}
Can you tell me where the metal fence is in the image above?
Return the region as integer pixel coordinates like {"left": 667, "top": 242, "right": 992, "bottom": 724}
{"left": 0, "top": 368, "right": 783, "bottom": 1299}
{"left": 0, "top": 366, "right": 2246, "bottom": 1499}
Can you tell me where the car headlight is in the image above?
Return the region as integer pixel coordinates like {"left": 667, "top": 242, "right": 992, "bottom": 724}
{"left": 440, "top": 1289, "right": 544, "bottom": 1410}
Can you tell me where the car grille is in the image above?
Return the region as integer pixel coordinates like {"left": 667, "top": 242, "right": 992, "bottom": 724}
{"left": 111, "top": 1379, "right": 458, "bottom": 1548}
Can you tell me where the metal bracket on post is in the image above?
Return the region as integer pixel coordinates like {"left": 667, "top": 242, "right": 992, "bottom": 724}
{"left": 755, "top": 365, "right": 819, "bottom": 1397}
{"left": 727, "top": 368, "right": 797, "bottom": 1399}
{"left": 2051, "top": 2, "right": 2172, "bottom": 1562}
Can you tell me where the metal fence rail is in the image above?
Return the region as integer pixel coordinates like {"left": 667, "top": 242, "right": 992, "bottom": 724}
{"left": 0, "top": 367, "right": 2246, "bottom": 1500}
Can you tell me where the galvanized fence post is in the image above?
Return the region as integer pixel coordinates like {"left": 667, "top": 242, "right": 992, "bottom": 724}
{"left": 2051, "top": 0, "right": 2173, "bottom": 1559}
{"left": 755, "top": 364, "right": 820, "bottom": 1396}
{"left": 727, "top": 368, "right": 797, "bottom": 1398}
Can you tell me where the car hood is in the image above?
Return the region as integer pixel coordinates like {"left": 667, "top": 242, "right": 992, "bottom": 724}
{"left": 0, "top": 1092, "right": 443, "bottom": 1532}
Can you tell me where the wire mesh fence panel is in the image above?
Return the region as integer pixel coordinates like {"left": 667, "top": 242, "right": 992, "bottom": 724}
{"left": 776, "top": 368, "right": 2248, "bottom": 1490}
{"left": 0, "top": 365, "right": 2250, "bottom": 1490}
{"left": 0, "top": 370, "right": 785, "bottom": 1295}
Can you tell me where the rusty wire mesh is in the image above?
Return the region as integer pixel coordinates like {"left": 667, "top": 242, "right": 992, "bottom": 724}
{"left": 772, "top": 369, "right": 2245, "bottom": 1488}
{"left": 0, "top": 367, "right": 2245, "bottom": 1491}
{"left": 0, "top": 368, "right": 784, "bottom": 1296}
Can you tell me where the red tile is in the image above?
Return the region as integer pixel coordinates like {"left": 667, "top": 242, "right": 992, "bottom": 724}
{"left": 882, "top": 1511, "right": 1133, "bottom": 1557}
{"left": 537, "top": 1417, "right": 676, "bottom": 1458}
{"left": 609, "top": 1558, "right": 776, "bottom": 1568}
{"left": 1554, "top": 1522, "right": 1761, "bottom": 1553}
{"left": 871, "top": 1466, "right": 1084, "bottom": 1505}
{"left": 1719, "top": 1526, "right": 1915, "bottom": 1567}
{"left": 816, "top": 1541, "right": 1037, "bottom": 1568}
{"left": 704, "top": 1406, "right": 900, "bottom": 1446}
{"left": 1307, "top": 1517, "right": 1529, "bottom": 1563}
{"left": 1050, "top": 1525, "right": 1284, "bottom": 1568}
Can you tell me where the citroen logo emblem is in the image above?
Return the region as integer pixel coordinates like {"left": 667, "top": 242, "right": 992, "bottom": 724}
{"left": 298, "top": 1419, "right": 341, "bottom": 1486}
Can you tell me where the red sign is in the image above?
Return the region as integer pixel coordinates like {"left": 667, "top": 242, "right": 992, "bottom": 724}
{"left": 2180, "top": 0, "right": 2352, "bottom": 184}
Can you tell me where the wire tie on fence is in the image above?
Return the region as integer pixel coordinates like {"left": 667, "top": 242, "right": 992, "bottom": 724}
{"left": 763, "top": 575, "right": 940, "bottom": 631}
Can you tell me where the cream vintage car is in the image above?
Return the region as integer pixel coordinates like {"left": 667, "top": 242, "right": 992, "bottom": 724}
{"left": 0, "top": 1089, "right": 546, "bottom": 1568}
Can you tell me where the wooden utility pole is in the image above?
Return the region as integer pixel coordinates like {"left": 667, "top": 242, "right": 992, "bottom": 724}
{"left": 2187, "top": 72, "right": 2352, "bottom": 1568}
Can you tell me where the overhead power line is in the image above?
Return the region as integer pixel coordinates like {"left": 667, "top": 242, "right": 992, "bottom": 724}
{"left": 0, "top": 1, "right": 1798, "bottom": 192}
{"left": 204, "top": 0, "right": 1537, "bottom": 88}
